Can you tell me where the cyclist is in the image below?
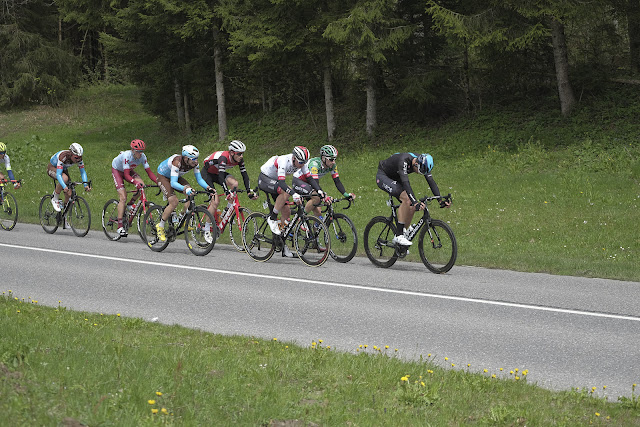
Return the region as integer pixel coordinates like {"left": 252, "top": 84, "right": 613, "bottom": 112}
{"left": 47, "top": 143, "right": 92, "bottom": 212}
{"left": 155, "top": 145, "right": 214, "bottom": 242}
{"left": 0, "top": 142, "right": 21, "bottom": 190}
{"left": 201, "top": 140, "right": 258, "bottom": 242}
{"left": 376, "top": 152, "right": 450, "bottom": 246}
{"left": 258, "top": 146, "right": 310, "bottom": 257}
{"left": 111, "top": 139, "right": 159, "bottom": 237}
{"left": 292, "top": 144, "right": 355, "bottom": 218}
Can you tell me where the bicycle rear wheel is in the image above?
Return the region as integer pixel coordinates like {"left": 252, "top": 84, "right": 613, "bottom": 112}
{"left": 68, "top": 196, "right": 91, "bottom": 237}
{"left": 418, "top": 219, "right": 457, "bottom": 274}
{"left": 0, "top": 192, "right": 18, "bottom": 231}
{"left": 39, "top": 195, "right": 59, "bottom": 234}
{"left": 229, "top": 207, "right": 251, "bottom": 251}
{"left": 327, "top": 213, "right": 357, "bottom": 263}
{"left": 185, "top": 206, "right": 216, "bottom": 256}
{"left": 294, "top": 215, "right": 330, "bottom": 267}
{"left": 101, "top": 199, "right": 121, "bottom": 241}
{"left": 363, "top": 216, "right": 398, "bottom": 268}
{"left": 142, "top": 205, "right": 170, "bottom": 252}
{"left": 242, "top": 212, "right": 275, "bottom": 262}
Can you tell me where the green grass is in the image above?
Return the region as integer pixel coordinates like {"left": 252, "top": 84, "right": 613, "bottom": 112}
{"left": 2, "top": 292, "right": 639, "bottom": 425}
{"left": 1, "top": 84, "right": 639, "bottom": 281}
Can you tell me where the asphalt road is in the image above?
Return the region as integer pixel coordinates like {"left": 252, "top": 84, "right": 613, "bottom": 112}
{"left": 1, "top": 223, "right": 639, "bottom": 400}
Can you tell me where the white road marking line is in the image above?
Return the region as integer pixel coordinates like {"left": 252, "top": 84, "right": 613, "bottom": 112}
{"left": 2, "top": 242, "right": 639, "bottom": 323}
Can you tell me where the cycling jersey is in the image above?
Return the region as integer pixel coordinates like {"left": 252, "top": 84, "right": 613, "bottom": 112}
{"left": 377, "top": 152, "right": 440, "bottom": 204}
{"left": 157, "top": 154, "right": 209, "bottom": 192}
{"left": 1, "top": 154, "right": 16, "bottom": 181}
{"left": 202, "top": 150, "right": 251, "bottom": 193}
{"left": 293, "top": 156, "right": 346, "bottom": 195}
{"left": 112, "top": 150, "right": 157, "bottom": 184}
{"left": 260, "top": 153, "right": 309, "bottom": 195}
{"left": 49, "top": 150, "right": 88, "bottom": 189}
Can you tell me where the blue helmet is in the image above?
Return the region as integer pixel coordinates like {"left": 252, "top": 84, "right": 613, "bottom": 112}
{"left": 181, "top": 145, "right": 199, "bottom": 160}
{"left": 417, "top": 153, "right": 434, "bottom": 175}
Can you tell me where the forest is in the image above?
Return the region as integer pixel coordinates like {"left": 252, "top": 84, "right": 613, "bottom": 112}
{"left": 2, "top": 0, "right": 639, "bottom": 141}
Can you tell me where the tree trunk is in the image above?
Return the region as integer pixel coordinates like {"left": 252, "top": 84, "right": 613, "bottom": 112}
{"left": 184, "top": 91, "right": 192, "bottom": 134}
{"left": 261, "top": 77, "right": 267, "bottom": 113}
{"left": 213, "top": 26, "right": 228, "bottom": 141}
{"left": 365, "top": 60, "right": 377, "bottom": 137}
{"left": 323, "top": 60, "right": 336, "bottom": 141}
{"left": 462, "top": 41, "right": 471, "bottom": 113}
{"left": 549, "top": 17, "right": 576, "bottom": 116}
{"left": 627, "top": 0, "right": 640, "bottom": 73}
{"left": 58, "top": 17, "right": 62, "bottom": 45}
{"left": 174, "top": 77, "right": 185, "bottom": 130}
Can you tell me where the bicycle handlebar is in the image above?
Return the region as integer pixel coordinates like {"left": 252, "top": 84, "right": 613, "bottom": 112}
{"left": 0, "top": 179, "right": 22, "bottom": 185}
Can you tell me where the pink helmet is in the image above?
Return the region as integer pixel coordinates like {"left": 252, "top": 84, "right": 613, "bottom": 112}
{"left": 130, "top": 139, "right": 146, "bottom": 151}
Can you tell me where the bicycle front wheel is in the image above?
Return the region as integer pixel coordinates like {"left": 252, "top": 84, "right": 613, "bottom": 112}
{"left": 327, "top": 213, "right": 357, "bottom": 263}
{"left": 185, "top": 206, "right": 216, "bottom": 256}
{"left": 294, "top": 215, "right": 330, "bottom": 267}
{"left": 363, "top": 216, "right": 398, "bottom": 268}
{"left": 229, "top": 207, "right": 251, "bottom": 252}
{"left": 136, "top": 201, "right": 156, "bottom": 243}
{"left": 39, "top": 195, "right": 59, "bottom": 234}
{"left": 242, "top": 212, "right": 275, "bottom": 262}
{"left": 101, "top": 199, "right": 121, "bottom": 241}
{"left": 142, "top": 205, "right": 170, "bottom": 252}
{"left": 68, "top": 196, "right": 91, "bottom": 237}
{"left": 0, "top": 192, "right": 18, "bottom": 231}
{"left": 418, "top": 219, "right": 457, "bottom": 274}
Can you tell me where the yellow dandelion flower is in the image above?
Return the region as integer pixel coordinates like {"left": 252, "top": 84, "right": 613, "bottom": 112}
{"left": 427, "top": 353, "right": 431, "bottom": 357}
{"left": 500, "top": 368, "right": 503, "bottom": 371}
{"left": 492, "top": 374, "right": 496, "bottom": 378}
{"left": 603, "top": 386, "right": 607, "bottom": 389}
{"left": 444, "top": 357, "right": 448, "bottom": 361}
{"left": 515, "top": 376, "right": 520, "bottom": 380}
{"left": 319, "top": 339, "right": 323, "bottom": 343}
{"left": 421, "top": 382, "right": 425, "bottom": 387}
{"left": 483, "top": 369, "right": 488, "bottom": 373}
{"left": 385, "top": 345, "right": 389, "bottom": 349}
{"left": 161, "top": 408, "right": 168, "bottom": 414}
{"left": 364, "top": 345, "right": 368, "bottom": 348}
{"left": 515, "top": 368, "right": 519, "bottom": 372}
{"left": 326, "top": 346, "right": 331, "bottom": 350}
{"left": 359, "top": 345, "right": 363, "bottom": 348}
{"left": 156, "top": 392, "right": 163, "bottom": 396}
{"left": 595, "top": 412, "right": 600, "bottom": 417}
{"left": 395, "top": 348, "right": 398, "bottom": 352}
{"left": 151, "top": 408, "right": 158, "bottom": 414}
{"left": 591, "top": 387, "right": 596, "bottom": 392}
{"left": 467, "top": 364, "right": 471, "bottom": 367}
{"left": 148, "top": 400, "right": 156, "bottom": 405}
{"left": 16, "top": 310, "right": 20, "bottom": 313}
{"left": 401, "top": 376, "right": 408, "bottom": 382}
{"left": 273, "top": 338, "right": 277, "bottom": 341}
{"left": 451, "top": 363, "right": 455, "bottom": 367}
{"left": 117, "top": 313, "right": 121, "bottom": 317}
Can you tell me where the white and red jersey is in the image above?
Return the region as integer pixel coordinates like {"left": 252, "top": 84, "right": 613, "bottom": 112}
{"left": 203, "top": 150, "right": 245, "bottom": 175}
{"left": 260, "top": 154, "right": 309, "bottom": 181}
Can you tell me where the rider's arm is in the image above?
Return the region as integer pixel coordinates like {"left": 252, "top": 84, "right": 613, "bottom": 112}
{"left": 4, "top": 156, "right": 15, "bottom": 181}
{"left": 169, "top": 160, "right": 186, "bottom": 192}
{"left": 424, "top": 172, "right": 441, "bottom": 198}
{"left": 276, "top": 156, "right": 295, "bottom": 195}
{"left": 216, "top": 155, "right": 231, "bottom": 193}
{"left": 306, "top": 176, "right": 322, "bottom": 192}
{"left": 239, "top": 161, "right": 252, "bottom": 192}
{"left": 194, "top": 167, "right": 211, "bottom": 190}
{"left": 123, "top": 168, "right": 135, "bottom": 184}
{"left": 78, "top": 161, "right": 89, "bottom": 187}
{"left": 332, "top": 176, "right": 347, "bottom": 195}
{"left": 145, "top": 167, "right": 158, "bottom": 183}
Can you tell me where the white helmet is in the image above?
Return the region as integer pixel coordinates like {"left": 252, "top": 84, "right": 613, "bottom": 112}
{"left": 181, "top": 145, "right": 199, "bottom": 160}
{"left": 292, "top": 146, "right": 310, "bottom": 163}
{"left": 228, "top": 140, "right": 246, "bottom": 153}
{"left": 69, "top": 143, "right": 84, "bottom": 156}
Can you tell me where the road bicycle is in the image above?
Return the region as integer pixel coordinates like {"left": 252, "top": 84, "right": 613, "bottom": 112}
{"left": 142, "top": 190, "right": 216, "bottom": 256}
{"left": 363, "top": 193, "right": 457, "bottom": 273}
{"left": 39, "top": 181, "right": 92, "bottom": 237}
{"left": 0, "top": 179, "right": 21, "bottom": 231}
{"left": 319, "top": 196, "right": 358, "bottom": 263}
{"left": 204, "top": 189, "right": 253, "bottom": 252}
{"left": 241, "top": 191, "right": 331, "bottom": 267}
{"left": 101, "top": 184, "right": 160, "bottom": 242}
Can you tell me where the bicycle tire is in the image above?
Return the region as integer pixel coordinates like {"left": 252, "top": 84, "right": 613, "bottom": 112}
{"left": 228, "top": 207, "right": 251, "bottom": 252}
{"left": 185, "top": 206, "right": 216, "bottom": 256}
{"left": 101, "top": 199, "right": 121, "bottom": 241}
{"left": 418, "top": 219, "right": 457, "bottom": 274}
{"left": 136, "top": 201, "right": 156, "bottom": 243}
{"left": 0, "top": 192, "right": 18, "bottom": 231}
{"left": 242, "top": 212, "right": 276, "bottom": 262}
{"left": 327, "top": 213, "right": 357, "bottom": 263}
{"left": 39, "top": 195, "right": 59, "bottom": 234}
{"left": 68, "top": 196, "right": 91, "bottom": 237}
{"left": 142, "top": 204, "right": 170, "bottom": 252}
{"left": 363, "top": 216, "right": 398, "bottom": 268}
{"left": 294, "top": 215, "right": 331, "bottom": 267}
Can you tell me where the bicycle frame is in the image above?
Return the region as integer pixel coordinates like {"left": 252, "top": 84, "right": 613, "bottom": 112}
{"left": 165, "top": 191, "right": 212, "bottom": 240}
{"left": 214, "top": 190, "right": 248, "bottom": 233}
{"left": 59, "top": 181, "right": 91, "bottom": 221}
{"left": 126, "top": 185, "right": 159, "bottom": 225}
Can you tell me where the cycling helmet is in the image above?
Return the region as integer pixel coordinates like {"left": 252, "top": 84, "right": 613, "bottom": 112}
{"left": 69, "top": 143, "right": 84, "bottom": 156}
{"left": 131, "top": 139, "right": 146, "bottom": 151}
{"left": 320, "top": 144, "right": 338, "bottom": 159}
{"left": 181, "top": 144, "right": 199, "bottom": 160}
{"left": 0, "top": 142, "right": 6, "bottom": 153}
{"left": 416, "top": 153, "right": 434, "bottom": 175}
{"left": 228, "top": 140, "right": 246, "bottom": 153}
{"left": 292, "top": 146, "right": 310, "bottom": 163}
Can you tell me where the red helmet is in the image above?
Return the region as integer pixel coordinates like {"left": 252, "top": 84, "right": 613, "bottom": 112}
{"left": 131, "top": 139, "right": 146, "bottom": 151}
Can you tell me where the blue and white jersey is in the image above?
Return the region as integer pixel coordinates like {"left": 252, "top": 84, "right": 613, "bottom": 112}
{"left": 157, "top": 154, "right": 209, "bottom": 192}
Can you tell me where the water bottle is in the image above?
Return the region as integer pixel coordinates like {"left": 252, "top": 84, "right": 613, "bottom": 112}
{"left": 171, "top": 212, "right": 179, "bottom": 225}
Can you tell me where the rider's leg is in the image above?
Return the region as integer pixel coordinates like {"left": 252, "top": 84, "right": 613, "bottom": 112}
{"left": 396, "top": 191, "right": 415, "bottom": 236}
{"left": 116, "top": 187, "right": 127, "bottom": 227}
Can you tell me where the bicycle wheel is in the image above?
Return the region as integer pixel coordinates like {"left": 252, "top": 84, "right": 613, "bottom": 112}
{"left": 418, "top": 219, "right": 457, "bottom": 274}
{"left": 142, "top": 205, "right": 170, "bottom": 252}
{"left": 363, "top": 216, "right": 398, "bottom": 268}
{"left": 136, "top": 201, "right": 156, "bottom": 243}
{"left": 229, "top": 207, "right": 251, "bottom": 252}
{"left": 242, "top": 212, "right": 275, "bottom": 262}
{"left": 0, "top": 192, "right": 18, "bottom": 231}
{"left": 39, "top": 195, "right": 60, "bottom": 234}
{"left": 294, "top": 215, "right": 331, "bottom": 267}
{"left": 327, "top": 213, "right": 357, "bottom": 263}
{"left": 68, "top": 196, "right": 91, "bottom": 237}
{"left": 184, "top": 206, "right": 216, "bottom": 256}
{"left": 101, "top": 199, "right": 121, "bottom": 241}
